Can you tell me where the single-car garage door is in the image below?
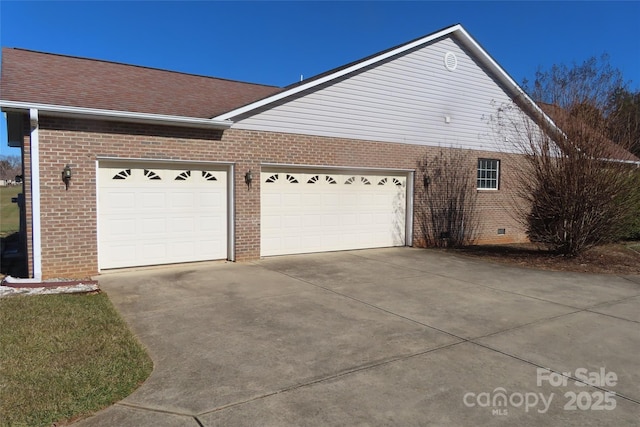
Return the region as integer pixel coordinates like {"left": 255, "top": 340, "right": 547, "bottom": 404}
{"left": 261, "top": 169, "right": 407, "bottom": 256}
{"left": 98, "top": 164, "right": 227, "bottom": 269}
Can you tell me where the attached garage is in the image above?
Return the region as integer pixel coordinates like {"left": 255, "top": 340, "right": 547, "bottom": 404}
{"left": 261, "top": 168, "right": 410, "bottom": 256}
{"left": 98, "top": 162, "right": 229, "bottom": 269}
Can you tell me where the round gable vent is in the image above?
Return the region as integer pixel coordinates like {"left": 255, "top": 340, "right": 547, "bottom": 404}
{"left": 444, "top": 52, "right": 458, "bottom": 71}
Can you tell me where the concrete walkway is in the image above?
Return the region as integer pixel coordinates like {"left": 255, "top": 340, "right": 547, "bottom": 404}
{"left": 75, "top": 248, "right": 640, "bottom": 426}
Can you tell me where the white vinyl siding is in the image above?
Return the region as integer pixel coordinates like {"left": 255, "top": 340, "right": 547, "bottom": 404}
{"left": 233, "top": 37, "right": 518, "bottom": 153}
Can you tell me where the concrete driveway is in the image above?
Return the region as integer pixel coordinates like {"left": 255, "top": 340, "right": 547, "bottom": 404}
{"left": 76, "top": 248, "right": 640, "bottom": 426}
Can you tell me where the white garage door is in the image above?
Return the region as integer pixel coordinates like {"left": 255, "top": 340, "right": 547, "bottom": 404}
{"left": 261, "top": 170, "right": 406, "bottom": 256}
{"left": 98, "top": 164, "right": 227, "bottom": 269}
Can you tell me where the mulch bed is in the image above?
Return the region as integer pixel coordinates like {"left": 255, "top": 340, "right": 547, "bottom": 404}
{"left": 448, "top": 242, "right": 640, "bottom": 275}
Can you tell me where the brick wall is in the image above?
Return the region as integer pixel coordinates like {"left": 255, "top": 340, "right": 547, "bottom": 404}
{"left": 22, "top": 116, "right": 529, "bottom": 278}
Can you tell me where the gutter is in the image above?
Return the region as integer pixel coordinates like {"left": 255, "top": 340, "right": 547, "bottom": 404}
{"left": 0, "top": 100, "right": 233, "bottom": 129}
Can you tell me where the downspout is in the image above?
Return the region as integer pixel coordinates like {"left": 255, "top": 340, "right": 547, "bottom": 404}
{"left": 406, "top": 171, "right": 414, "bottom": 246}
{"left": 29, "top": 108, "right": 43, "bottom": 280}
{"left": 227, "top": 163, "right": 235, "bottom": 261}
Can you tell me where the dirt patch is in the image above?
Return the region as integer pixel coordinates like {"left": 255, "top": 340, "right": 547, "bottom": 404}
{"left": 448, "top": 242, "right": 640, "bottom": 275}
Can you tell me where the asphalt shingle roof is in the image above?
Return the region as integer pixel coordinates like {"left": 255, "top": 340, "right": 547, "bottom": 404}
{"left": 0, "top": 48, "right": 282, "bottom": 118}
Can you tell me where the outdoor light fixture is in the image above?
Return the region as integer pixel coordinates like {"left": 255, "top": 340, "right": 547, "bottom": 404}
{"left": 423, "top": 174, "right": 431, "bottom": 188}
{"left": 62, "top": 164, "right": 72, "bottom": 190}
{"left": 245, "top": 169, "right": 253, "bottom": 189}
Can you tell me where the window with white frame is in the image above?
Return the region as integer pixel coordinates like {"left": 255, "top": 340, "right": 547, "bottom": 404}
{"left": 477, "top": 159, "right": 500, "bottom": 190}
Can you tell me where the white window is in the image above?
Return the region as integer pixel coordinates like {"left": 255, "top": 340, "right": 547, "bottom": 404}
{"left": 477, "top": 159, "right": 499, "bottom": 190}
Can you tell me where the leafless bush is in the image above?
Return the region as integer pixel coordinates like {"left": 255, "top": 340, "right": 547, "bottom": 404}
{"left": 417, "top": 149, "right": 478, "bottom": 247}
{"left": 492, "top": 102, "right": 640, "bottom": 256}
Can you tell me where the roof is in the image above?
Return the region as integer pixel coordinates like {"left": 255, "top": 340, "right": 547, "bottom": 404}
{"left": 0, "top": 48, "right": 282, "bottom": 119}
{"left": 539, "top": 103, "right": 640, "bottom": 163}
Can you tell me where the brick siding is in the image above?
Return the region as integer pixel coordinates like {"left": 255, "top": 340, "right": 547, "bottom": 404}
{"left": 21, "top": 116, "right": 528, "bottom": 278}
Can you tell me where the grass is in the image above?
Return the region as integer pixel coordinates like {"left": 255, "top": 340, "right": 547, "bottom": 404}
{"left": 0, "top": 292, "right": 153, "bottom": 426}
{"left": 1, "top": 185, "right": 21, "bottom": 236}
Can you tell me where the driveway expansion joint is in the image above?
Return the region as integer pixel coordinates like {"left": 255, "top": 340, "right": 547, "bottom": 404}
{"left": 467, "top": 341, "right": 640, "bottom": 406}
{"left": 196, "top": 340, "right": 468, "bottom": 418}
{"left": 258, "top": 263, "right": 465, "bottom": 341}
{"left": 115, "top": 401, "right": 196, "bottom": 418}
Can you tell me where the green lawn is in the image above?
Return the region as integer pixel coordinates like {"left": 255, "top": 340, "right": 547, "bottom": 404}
{"left": 0, "top": 293, "right": 153, "bottom": 426}
{"left": 1, "top": 185, "right": 21, "bottom": 236}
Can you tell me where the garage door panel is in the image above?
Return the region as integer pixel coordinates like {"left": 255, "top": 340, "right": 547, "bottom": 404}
{"left": 199, "top": 215, "right": 224, "bottom": 232}
{"left": 169, "top": 217, "right": 194, "bottom": 233}
{"left": 103, "top": 243, "right": 136, "bottom": 263}
{"left": 141, "top": 218, "right": 166, "bottom": 234}
{"left": 170, "top": 192, "right": 194, "bottom": 207}
{"left": 261, "top": 170, "right": 406, "bottom": 256}
{"left": 99, "top": 165, "right": 227, "bottom": 269}
{"left": 199, "top": 191, "right": 224, "bottom": 208}
{"left": 102, "top": 218, "right": 137, "bottom": 236}
{"left": 282, "top": 193, "right": 302, "bottom": 206}
{"left": 140, "top": 192, "right": 166, "bottom": 209}
{"left": 105, "top": 192, "right": 136, "bottom": 209}
{"left": 302, "top": 193, "right": 322, "bottom": 206}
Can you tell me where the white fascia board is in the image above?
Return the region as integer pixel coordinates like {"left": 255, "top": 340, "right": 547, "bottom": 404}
{"left": 213, "top": 25, "right": 464, "bottom": 121}
{"left": 452, "top": 27, "right": 557, "bottom": 130}
{"left": 0, "top": 100, "right": 233, "bottom": 129}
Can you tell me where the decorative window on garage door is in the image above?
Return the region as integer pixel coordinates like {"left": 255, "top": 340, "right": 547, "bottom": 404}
{"left": 202, "top": 171, "right": 218, "bottom": 181}
{"left": 144, "top": 169, "right": 161, "bottom": 180}
{"left": 112, "top": 169, "right": 132, "bottom": 180}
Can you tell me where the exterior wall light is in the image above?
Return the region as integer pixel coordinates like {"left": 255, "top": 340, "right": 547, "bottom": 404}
{"left": 245, "top": 169, "right": 253, "bottom": 189}
{"left": 423, "top": 174, "right": 431, "bottom": 188}
{"left": 62, "top": 164, "right": 72, "bottom": 190}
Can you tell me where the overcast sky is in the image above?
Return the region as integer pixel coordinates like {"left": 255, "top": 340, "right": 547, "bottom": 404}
{"left": 1, "top": 1, "right": 639, "bottom": 156}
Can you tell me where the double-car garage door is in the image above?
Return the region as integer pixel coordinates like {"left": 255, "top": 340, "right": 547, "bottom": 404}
{"left": 261, "top": 169, "right": 407, "bottom": 256}
{"left": 98, "top": 163, "right": 408, "bottom": 269}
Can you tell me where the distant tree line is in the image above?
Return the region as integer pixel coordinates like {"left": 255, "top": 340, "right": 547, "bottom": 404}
{"left": 0, "top": 155, "right": 21, "bottom": 182}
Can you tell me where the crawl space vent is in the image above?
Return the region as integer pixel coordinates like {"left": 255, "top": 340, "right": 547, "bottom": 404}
{"left": 444, "top": 52, "right": 458, "bottom": 71}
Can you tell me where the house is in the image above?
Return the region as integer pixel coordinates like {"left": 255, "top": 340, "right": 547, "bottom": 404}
{"left": 1, "top": 24, "right": 547, "bottom": 279}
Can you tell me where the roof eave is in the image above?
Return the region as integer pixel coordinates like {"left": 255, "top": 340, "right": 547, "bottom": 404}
{"left": 0, "top": 100, "right": 233, "bottom": 130}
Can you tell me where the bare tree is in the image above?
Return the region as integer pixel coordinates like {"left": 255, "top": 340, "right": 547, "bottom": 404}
{"left": 608, "top": 88, "right": 640, "bottom": 158}
{"left": 0, "top": 155, "right": 21, "bottom": 182}
{"left": 492, "top": 63, "right": 640, "bottom": 256}
{"left": 416, "top": 149, "right": 478, "bottom": 247}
